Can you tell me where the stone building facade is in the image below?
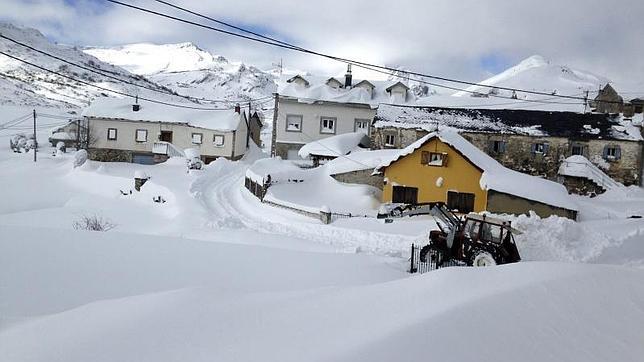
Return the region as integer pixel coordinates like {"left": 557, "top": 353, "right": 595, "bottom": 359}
{"left": 371, "top": 105, "right": 644, "bottom": 186}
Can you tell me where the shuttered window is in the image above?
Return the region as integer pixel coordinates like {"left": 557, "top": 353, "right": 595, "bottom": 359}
{"left": 392, "top": 186, "right": 418, "bottom": 204}
{"left": 447, "top": 191, "right": 475, "bottom": 213}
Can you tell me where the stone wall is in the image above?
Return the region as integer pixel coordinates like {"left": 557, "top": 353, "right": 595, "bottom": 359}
{"left": 558, "top": 175, "right": 605, "bottom": 197}
{"left": 331, "top": 169, "right": 384, "bottom": 190}
{"left": 370, "top": 127, "right": 643, "bottom": 186}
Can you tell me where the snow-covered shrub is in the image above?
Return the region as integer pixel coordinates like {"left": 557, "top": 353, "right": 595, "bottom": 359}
{"left": 9, "top": 133, "right": 36, "bottom": 153}
{"left": 73, "top": 215, "right": 116, "bottom": 232}
{"left": 73, "top": 149, "right": 88, "bottom": 168}
{"left": 56, "top": 141, "right": 66, "bottom": 153}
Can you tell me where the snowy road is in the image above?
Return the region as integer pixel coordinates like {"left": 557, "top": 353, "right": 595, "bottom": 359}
{"left": 191, "top": 155, "right": 426, "bottom": 256}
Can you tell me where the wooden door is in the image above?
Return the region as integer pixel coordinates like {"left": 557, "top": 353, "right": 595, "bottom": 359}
{"left": 447, "top": 191, "right": 475, "bottom": 213}
{"left": 160, "top": 131, "right": 173, "bottom": 143}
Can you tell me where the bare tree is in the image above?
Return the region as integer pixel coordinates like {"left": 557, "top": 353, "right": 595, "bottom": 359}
{"left": 73, "top": 215, "right": 116, "bottom": 232}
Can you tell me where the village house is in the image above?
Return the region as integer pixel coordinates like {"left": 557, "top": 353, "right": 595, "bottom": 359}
{"left": 371, "top": 105, "right": 644, "bottom": 186}
{"left": 374, "top": 129, "right": 578, "bottom": 219}
{"left": 271, "top": 65, "right": 413, "bottom": 160}
{"left": 82, "top": 97, "right": 262, "bottom": 164}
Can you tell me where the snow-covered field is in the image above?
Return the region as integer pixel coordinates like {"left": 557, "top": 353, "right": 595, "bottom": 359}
{"left": 2, "top": 107, "right": 644, "bottom": 361}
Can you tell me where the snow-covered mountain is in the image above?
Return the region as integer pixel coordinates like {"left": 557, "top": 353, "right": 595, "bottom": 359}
{"left": 453, "top": 55, "right": 609, "bottom": 100}
{"left": 84, "top": 43, "right": 277, "bottom": 103}
{"left": 0, "top": 22, "right": 179, "bottom": 110}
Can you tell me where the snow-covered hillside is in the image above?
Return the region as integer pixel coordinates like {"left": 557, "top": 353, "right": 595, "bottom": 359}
{"left": 453, "top": 55, "right": 609, "bottom": 100}
{"left": 0, "top": 22, "right": 178, "bottom": 110}
{"left": 84, "top": 43, "right": 277, "bottom": 103}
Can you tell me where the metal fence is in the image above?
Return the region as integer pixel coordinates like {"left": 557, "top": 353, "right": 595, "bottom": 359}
{"left": 409, "top": 243, "right": 462, "bottom": 274}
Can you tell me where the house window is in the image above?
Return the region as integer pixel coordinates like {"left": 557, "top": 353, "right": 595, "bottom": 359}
{"left": 384, "top": 134, "right": 396, "bottom": 147}
{"left": 213, "top": 134, "right": 225, "bottom": 147}
{"left": 135, "top": 129, "right": 148, "bottom": 143}
{"left": 603, "top": 145, "right": 621, "bottom": 161}
{"left": 421, "top": 151, "right": 447, "bottom": 166}
{"left": 107, "top": 128, "right": 117, "bottom": 141}
{"left": 320, "top": 117, "right": 336, "bottom": 134}
{"left": 571, "top": 143, "right": 586, "bottom": 156}
{"left": 354, "top": 119, "right": 370, "bottom": 134}
{"left": 532, "top": 142, "right": 548, "bottom": 155}
{"left": 392, "top": 186, "right": 418, "bottom": 204}
{"left": 447, "top": 191, "right": 475, "bottom": 213}
{"left": 191, "top": 133, "right": 203, "bottom": 144}
{"left": 286, "top": 115, "right": 302, "bottom": 132}
{"left": 489, "top": 140, "right": 506, "bottom": 154}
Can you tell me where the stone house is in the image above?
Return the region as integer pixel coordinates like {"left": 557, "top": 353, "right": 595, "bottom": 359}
{"left": 592, "top": 84, "right": 624, "bottom": 114}
{"left": 374, "top": 130, "right": 578, "bottom": 219}
{"left": 371, "top": 105, "right": 644, "bottom": 186}
{"left": 82, "top": 97, "right": 262, "bottom": 164}
{"left": 271, "top": 65, "right": 413, "bottom": 160}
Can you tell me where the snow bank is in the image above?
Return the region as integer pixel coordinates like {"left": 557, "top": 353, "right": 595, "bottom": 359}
{"left": 558, "top": 155, "right": 623, "bottom": 190}
{"left": 376, "top": 129, "right": 577, "bottom": 211}
{"left": 2, "top": 228, "right": 644, "bottom": 362}
{"left": 297, "top": 132, "right": 369, "bottom": 159}
{"left": 82, "top": 97, "right": 243, "bottom": 132}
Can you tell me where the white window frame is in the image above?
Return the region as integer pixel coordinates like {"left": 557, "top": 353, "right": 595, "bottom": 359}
{"left": 354, "top": 119, "right": 370, "bottom": 134}
{"left": 213, "top": 134, "right": 225, "bottom": 147}
{"left": 135, "top": 129, "right": 148, "bottom": 143}
{"left": 384, "top": 134, "right": 396, "bottom": 147}
{"left": 320, "top": 117, "right": 336, "bottom": 134}
{"left": 606, "top": 146, "right": 618, "bottom": 158}
{"left": 191, "top": 133, "right": 203, "bottom": 145}
{"left": 285, "top": 114, "right": 303, "bottom": 132}
{"left": 107, "top": 128, "right": 117, "bottom": 141}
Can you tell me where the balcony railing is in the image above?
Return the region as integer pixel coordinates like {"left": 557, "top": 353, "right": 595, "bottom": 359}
{"left": 152, "top": 141, "right": 185, "bottom": 158}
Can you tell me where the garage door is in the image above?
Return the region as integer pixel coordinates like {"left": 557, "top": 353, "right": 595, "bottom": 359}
{"left": 132, "top": 153, "right": 155, "bottom": 165}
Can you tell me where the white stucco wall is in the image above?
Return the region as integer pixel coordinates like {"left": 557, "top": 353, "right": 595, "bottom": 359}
{"left": 88, "top": 118, "right": 241, "bottom": 158}
{"left": 275, "top": 98, "right": 375, "bottom": 145}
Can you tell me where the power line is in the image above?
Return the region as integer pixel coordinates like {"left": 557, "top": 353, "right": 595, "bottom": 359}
{"left": 109, "top": 0, "right": 633, "bottom": 105}
{"left": 0, "top": 50, "right": 249, "bottom": 111}
{"left": 0, "top": 33, "right": 272, "bottom": 105}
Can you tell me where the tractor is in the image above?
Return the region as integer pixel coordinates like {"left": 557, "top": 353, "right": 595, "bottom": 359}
{"left": 416, "top": 204, "right": 521, "bottom": 270}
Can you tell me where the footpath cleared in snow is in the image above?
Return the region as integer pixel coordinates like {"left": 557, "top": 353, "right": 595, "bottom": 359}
{"left": 1, "top": 226, "right": 643, "bottom": 362}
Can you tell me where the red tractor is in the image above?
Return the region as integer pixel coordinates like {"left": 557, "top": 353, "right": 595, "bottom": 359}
{"left": 416, "top": 204, "right": 521, "bottom": 270}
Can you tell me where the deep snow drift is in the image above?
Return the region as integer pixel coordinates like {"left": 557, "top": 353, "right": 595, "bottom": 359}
{"left": 1, "top": 227, "right": 643, "bottom": 362}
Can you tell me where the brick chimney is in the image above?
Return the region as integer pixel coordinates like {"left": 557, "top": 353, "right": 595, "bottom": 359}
{"left": 344, "top": 64, "right": 352, "bottom": 88}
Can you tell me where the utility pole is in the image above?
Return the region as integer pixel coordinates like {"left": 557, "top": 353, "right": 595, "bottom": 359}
{"left": 271, "top": 93, "right": 278, "bottom": 157}
{"left": 32, "top": 109, "right": 37, "bottom": 162}
{"left": 583, "top": 90, "right": 589, "bottom": 113}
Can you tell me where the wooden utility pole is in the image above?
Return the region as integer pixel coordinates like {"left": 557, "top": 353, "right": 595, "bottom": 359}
{"left": 247, "top": 102, "right": 252, "bottom": 147}
{"left": 32, "top": 109, "right": 37, "bottom": 162}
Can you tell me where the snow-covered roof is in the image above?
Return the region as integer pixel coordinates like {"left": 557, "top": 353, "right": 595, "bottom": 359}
{"left": 375, "top": 129, "right": 578, "bottom": 211}
{"left": 558, "top": 155, "right": 623, "bottom": 191}
{"left": 245, "top": 157, "right": 306, "bottom": 184}
{"left": 323, "top": 149, "right": 400, "bottom": 175}
{"left": 82, "top": 97, "right": 244, "bottom": 132}
{"left": 278, "top": 74, "right": 415, "bottom": 107}
{"left": 298, "top": 132, "right": 370, "bottom": 159}
{"left": 375, "top": 104, "right": 643, "bottom": 141}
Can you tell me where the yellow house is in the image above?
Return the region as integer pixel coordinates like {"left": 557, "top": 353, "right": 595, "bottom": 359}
{"left": 375, "top": 130, "right": 578, "bottom": 219}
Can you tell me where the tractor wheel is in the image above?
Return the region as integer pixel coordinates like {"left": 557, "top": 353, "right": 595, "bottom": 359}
{"left": 470, "top": 250, "right": 497, "bottom": 267}
{"left": 420, "top": 245, "right": 443, "bottom": 266}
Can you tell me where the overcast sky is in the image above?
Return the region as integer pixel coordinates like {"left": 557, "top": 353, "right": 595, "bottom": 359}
{"left": 2, "top": 0, "right": 644, "bottom": 92}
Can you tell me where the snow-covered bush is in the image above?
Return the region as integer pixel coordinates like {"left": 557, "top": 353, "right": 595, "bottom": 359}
{"left": 72, "top": 215, "right": 116, "bottom": 232}
{"left": 9, "top": 133, "right": 36, "bottom": 153}
{"left": 73, "top": 149, "right": 88, "bottom": 168}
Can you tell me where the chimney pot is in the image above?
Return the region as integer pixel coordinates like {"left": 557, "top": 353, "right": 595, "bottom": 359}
{"left": 234, "top": 104, "right": 241, "bottom": 114}
{"left": 132, "top": 104, "right": 140, "bottom": 112}
{"left": 345, "top": 64, "right": 352, "bottom": 88}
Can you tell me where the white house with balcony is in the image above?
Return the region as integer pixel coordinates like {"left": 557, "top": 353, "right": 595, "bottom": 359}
{"left": 271, "top": 65, "right": 415, "bottom": 160}
{"left": 82, "top": 97, "right": 262, "bottom": 164}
